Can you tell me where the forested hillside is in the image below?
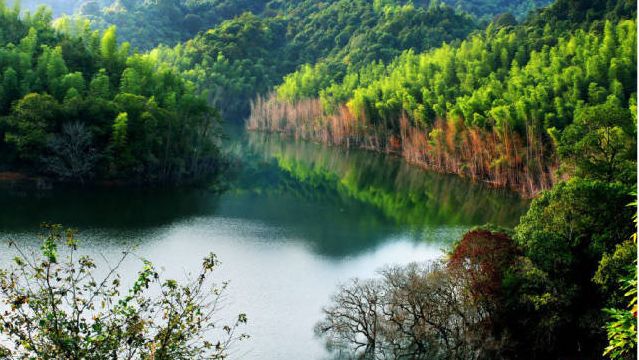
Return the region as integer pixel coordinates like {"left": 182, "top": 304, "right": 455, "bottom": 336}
{"left": 0, "top": 4, "right": 223, "bottom": 184}
{"left": 441, "top": 0, "right": 552, "bottom": 19}
{"left": 249, "top": 0, "right": 637, "bottom": 196}
{"left": 78, "top": 0, "right": 267, "bottom": 50}
{"left": 8, "top": 0, "right": 266, "bottom": 49}
{"left": 22, "top": 0, "right": 550, "bottom": 50}
{"left": 17, "top": 0, "right": 558, "bottom": 121}
{"left": 154, "top": 0, "right": 477, "bottom": 119}
{"left": 0, "top": 0, "right": 559, "bottom": 183}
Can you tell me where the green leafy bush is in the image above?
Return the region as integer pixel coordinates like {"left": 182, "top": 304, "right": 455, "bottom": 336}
{"left": 0, "top": 224, "right": 248, "bottom": 359}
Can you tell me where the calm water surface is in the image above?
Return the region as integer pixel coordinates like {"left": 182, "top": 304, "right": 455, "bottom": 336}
{"left": 0, "top": 130, "right": 529, "bottom": 359}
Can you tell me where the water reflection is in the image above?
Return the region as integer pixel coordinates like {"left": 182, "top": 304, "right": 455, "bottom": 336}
{"left": 0, "top": 129, "right": 530, "bottom": 359}
{"left": 0, "top": 187, "right": 220, "bottom": 230}
{"left": 0, "top": 131, "right": 527, "bottom": 256}
{"left": 240, "top": 132, "right": 528, "bottom": 228}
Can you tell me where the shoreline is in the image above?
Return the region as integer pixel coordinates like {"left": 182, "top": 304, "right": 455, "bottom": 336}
{"left": 244, "top": 128, "right": 552, "bottom": 199}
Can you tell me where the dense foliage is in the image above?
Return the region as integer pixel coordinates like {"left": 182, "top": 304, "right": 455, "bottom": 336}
{"left": 16, "top": 0, "right": 557, "bottom": 123}
{"left": 249, "top": 0, "right": 636, "bottom": 196}
{"left": 276, "top": 1, "right": 476, "bottom": 102}
{"left": 25, "top": 0, "right": 550, "bottom": 50}
{"left": 154, "top": 0, "right": 477, "bottom": 119}
{"left": 441, "top": 0, "right": 552, "bottom": 20}
{"left": 0, "top": 224, "right": 248, "bottom": 359}
{"left": 603, "top": 253, "right": 637, "bottom": 359}
{"left": 77, "top": 0, "right": 268, "bottom": 50}
{"left": 0, "top": 4, "right": 223, "bottom": 184}
{"left": 506, "top": 179, "right": 634, "bottom": 356}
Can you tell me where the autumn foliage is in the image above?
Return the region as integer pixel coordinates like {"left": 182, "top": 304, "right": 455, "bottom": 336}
{"left": 448, "top": 229, "right": 519, "bottom": 302}
{"left": 248, "top": 93, "right": 556, "bottom": 197}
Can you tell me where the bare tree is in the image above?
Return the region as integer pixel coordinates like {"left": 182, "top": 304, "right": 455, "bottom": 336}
{"left": 316, "top": 262, "right": 496, "bottom": 359}
{"left": 315, "top": 278, "right": 384, "bottom": 357}
{"left": 44, "top": 122, "right": 99, "bottom": 183}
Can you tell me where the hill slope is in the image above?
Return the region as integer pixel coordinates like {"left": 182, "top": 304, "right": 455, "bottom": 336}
{"left": 248, "top": 0, "right": 637, "bottom": 196}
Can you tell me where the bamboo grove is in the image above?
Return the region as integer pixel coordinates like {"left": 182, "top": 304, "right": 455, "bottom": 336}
{"left": 0, "top": 3, "right": 223, "bottom": 184}
{"left": 248, "top": 0, "right": 637, "bottom": 196}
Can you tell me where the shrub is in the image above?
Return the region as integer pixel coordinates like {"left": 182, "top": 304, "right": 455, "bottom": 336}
{"left": 0, "top": 224, "right": 248, "bottom": 359}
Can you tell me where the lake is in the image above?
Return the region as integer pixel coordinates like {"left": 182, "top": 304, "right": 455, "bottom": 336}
{"left": 0, "top": 130, "right": 529, "bottom": 359}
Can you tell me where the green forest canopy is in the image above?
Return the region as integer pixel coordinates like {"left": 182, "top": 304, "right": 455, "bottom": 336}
{"left": 247, "top": 0, "right": 636, "bottom": 194}
{"left": 20, "top": 0, "right": 553, "bottom": 49}
{"left": 0, "top": 4, "right": 222, "bottom": 183}
{"left": 153, "top": 0, "right": 478, "bottom": 119}
{"left": 18, "top": 0, "right": 557, "bottom": 120}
